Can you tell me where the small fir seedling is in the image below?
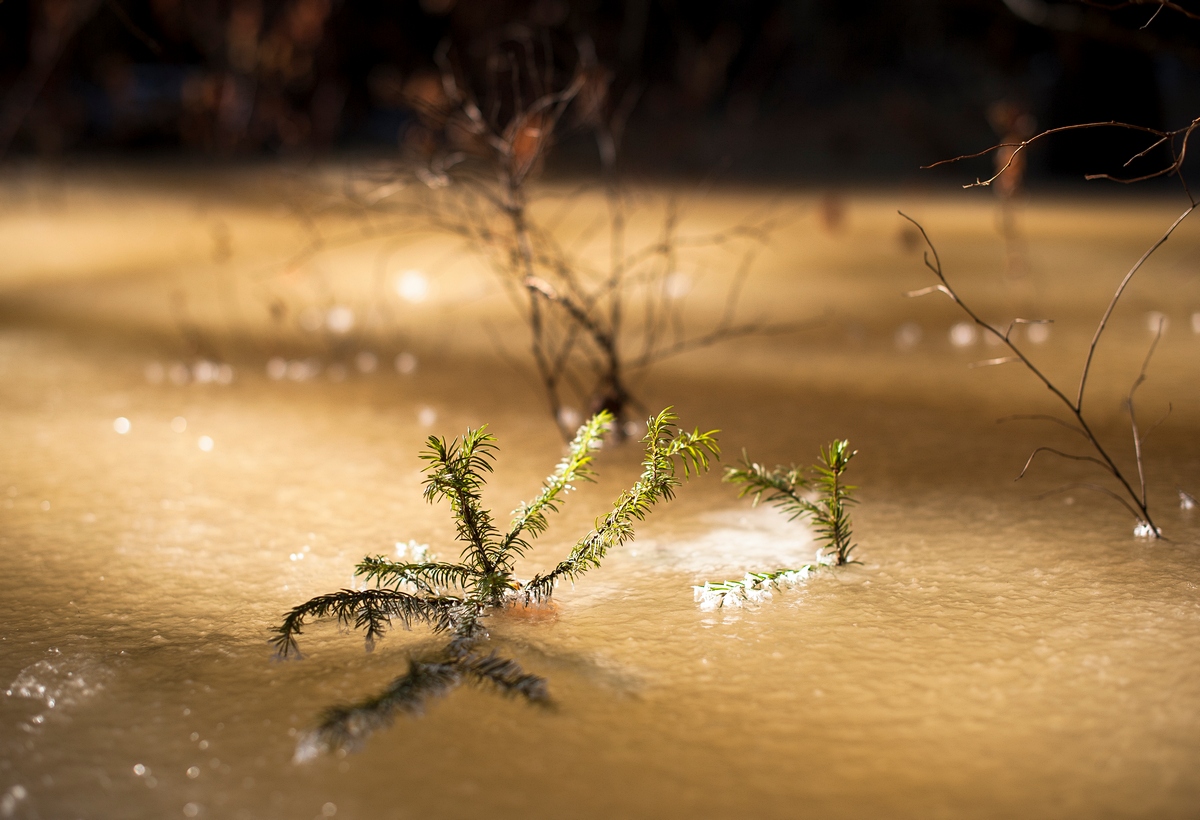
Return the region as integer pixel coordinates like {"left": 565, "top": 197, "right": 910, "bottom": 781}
{"left": 272, "top": 408, "right": 718, "bottom": 756}
{"left": 694, "top": 440, "right": 858, "bottom": 610}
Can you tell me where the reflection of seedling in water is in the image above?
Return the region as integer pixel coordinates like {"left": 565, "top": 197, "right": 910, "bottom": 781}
{"left": 273, "top": 408, "right": 718, "bottom": 755}
{"left": 695, "top": 441, "right": 858, "bottom": 610}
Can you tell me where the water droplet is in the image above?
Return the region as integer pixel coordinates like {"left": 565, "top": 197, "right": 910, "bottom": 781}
{"left": 113, "top": 417, "right": 131, "bottom": 435}
{"left": 418, "top": 407, "right": 437, "bottom": 427}
{"left": 171, "top": 417, "right": 187, "bottom": 433}
{"left": 322, "top": 802, "right": 338, "bottom": 817}
{"left": 133, "top": 764, "right": 146, "bottom": 776}
{"left": 186, "top": 766, "right": 200, "bottom": 779}
{"left": 197, "top": 436, "right": 214, "bottom": 452}
{"left": 183, "top": 801, "right": 200, "bottom": 817}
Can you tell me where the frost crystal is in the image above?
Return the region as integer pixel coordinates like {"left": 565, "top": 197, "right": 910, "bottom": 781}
{"left": 395, "top": 539, "right": 431, "bottom": 562}
{"left": 1133, "top": 521, "right": 1160, "bottom": 538}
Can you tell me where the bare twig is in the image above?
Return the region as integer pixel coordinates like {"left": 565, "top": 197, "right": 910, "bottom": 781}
{"left": 362, "top": 34, "right": 801, "bottom": 439}
{"left": 900, "top": 210, "right": 1187, "bottom": 535}
{"left": 923, "top": 118, "right": 1200, "bottom": 189}
{"left": 1077, "top": 0, "right": 1200, "bottom": 21}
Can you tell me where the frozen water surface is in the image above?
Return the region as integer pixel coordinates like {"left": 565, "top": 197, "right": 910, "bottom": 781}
{"left": 1, "top": 170, "right": 1200, "bottom": 818}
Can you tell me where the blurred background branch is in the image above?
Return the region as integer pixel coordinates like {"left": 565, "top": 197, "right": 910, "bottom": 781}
{"left": 0, "top": 0, "right": 1197, "bottom": 183}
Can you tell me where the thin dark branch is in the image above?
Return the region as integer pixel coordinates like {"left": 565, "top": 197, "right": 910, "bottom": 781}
{"left": 1077, "top": 205, "right": 1196, "bottom": 412}
{"left": 1016, "top": 447, "right": 1115, "bottom": 480}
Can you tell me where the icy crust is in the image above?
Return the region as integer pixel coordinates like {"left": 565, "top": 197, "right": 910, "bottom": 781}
{"left": 692, "top": 549, "right": 837, "bottom": 611}
{"left": 633, "top": 506, "right": 816, "bottom": 575}
{"left": 5, "top": 651, "right": 110, "bottom": 711}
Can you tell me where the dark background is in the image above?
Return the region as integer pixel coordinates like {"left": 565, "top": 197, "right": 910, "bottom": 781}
{"left": 1, "top": 0, "right": 1198, "bottom": 184}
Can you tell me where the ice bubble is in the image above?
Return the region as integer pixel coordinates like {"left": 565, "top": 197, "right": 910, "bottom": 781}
{"left": 145, "top": 362, "right": 165, "bottom": 384}
{"left": 949, "top": 321, "right": 977, "bottom": 347}
{"left": 326, "top": 306, "right": 355, "bottom": 334}
{"left": 197, "top": 436, "right": 214, "bottom": 452}
{"left": 171, "top": 417, "right": 187, "bottom": 433}
{"left": 186, "top": 767, "right": 200, "bottom": 780}
{"left": 183, "top": 801, "right": 200, "bottom": 817}
{"left": 40, "top": 500, "right": 50, "bottom": 511}
{"left": 395, "top": 269, "right": 429, "bottom": 303}
{"left": 113, "top": 417, "right": 131, "bottom": 435}
{"left": 322, "top": 803, "right": 338, "bottom": 817}
{"left": 394, "top": 351, "right": 417, "bottom": 375}
{"left": 894, "top": 322, "right": 921, "bottom": 351}
{"left": 355, "top": 351, "right": 378, "bottom": 373}
{"left": 418, "top": 406, "right": 437, "bottom": 427}
{"left": 6, "top": 656, "right": 107, "bottom": 710}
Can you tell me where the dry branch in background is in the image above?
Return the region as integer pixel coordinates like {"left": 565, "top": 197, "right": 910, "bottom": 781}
{"left": 901, "top": 208, "right": 1193, "bottom": 537}
{"left": 343, "top": 29, "right": 803, "bottom": 439}
{"left": 910, "top": 0, "right": 1199, "bottom": 535}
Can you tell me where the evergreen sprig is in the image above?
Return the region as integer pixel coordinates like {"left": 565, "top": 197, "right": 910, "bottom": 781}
{"left": 275, "top": 407, "right": 716, "bottom": 755}
{"left": 725, "top": 439, "right": 858, "bottom": 566}
{"left": 696, "top": 440, "right": 858, "bottom": 610}
{"left": 522, "top": 408, "right": 720, "bottom": 601}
